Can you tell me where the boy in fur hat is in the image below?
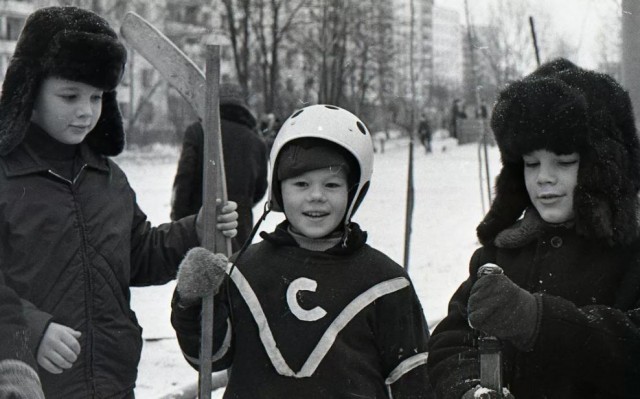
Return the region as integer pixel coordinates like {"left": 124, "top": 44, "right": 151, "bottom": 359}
{"left": 0, "top": 6, "right": 238, "bottom": 398}
{"left": 171, "top": 105, "right": 433, "bottom": 398}
{"left": 427, "top": 58, "right": 640, "bottom": 399}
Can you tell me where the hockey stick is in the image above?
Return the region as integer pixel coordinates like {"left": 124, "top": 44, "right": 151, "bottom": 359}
{"left": 120, "top": 13, "right": 231, "bottom": 399}
{"left": 476, "top": 264, "right": 505, "bottom": 396}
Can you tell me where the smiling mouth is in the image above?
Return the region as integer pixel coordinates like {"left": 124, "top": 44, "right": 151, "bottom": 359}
{"left": 303, "top": 211, "right": 329, "bottom": 218}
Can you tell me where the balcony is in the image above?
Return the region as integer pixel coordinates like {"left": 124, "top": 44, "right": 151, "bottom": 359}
{"left": 0, "top": 0, "right": 36, "bottom": 17}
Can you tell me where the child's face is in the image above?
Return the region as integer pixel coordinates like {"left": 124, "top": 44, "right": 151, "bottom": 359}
{"left": 523, "top": 149, "right": 579, "bottom": 224}
{"left": 31, "top": 77, "right": 103, "bottom": 145}
{"left": 281, "top": 167, "right": 349, "bottom": 238}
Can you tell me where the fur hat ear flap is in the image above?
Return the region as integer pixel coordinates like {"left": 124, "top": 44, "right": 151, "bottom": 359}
{"left": 558, "top": 67, "right": 640, "bottom": 245}
{"left": 84, "top": 90, "right": 125, "bottom": 156}
{"left": 477, "top": 163, "right": 531, "bottom": 245}
{"left": 0, "top": 59, "right": 40, "bottom": 156}
{"left": 573, "top": 134, "right": 640, "bottom": 245}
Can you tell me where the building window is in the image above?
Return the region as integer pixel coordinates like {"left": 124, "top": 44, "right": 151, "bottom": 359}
{"left": 185, "top": 6, "right": 199, "bottom": 24}
{"left": 142, "top": 69, "right": 154, "bottom": 88}
{"left": 6, "top": 17, "right": 25, "bottom": 41}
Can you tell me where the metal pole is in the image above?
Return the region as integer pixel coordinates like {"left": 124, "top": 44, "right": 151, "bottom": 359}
{"left": 529, "top": 16, "right": 541, "bottom": 66}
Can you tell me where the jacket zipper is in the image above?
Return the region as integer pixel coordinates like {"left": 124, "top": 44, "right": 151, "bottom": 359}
{"left": 48, "top": 166, "right": 97, "bottom": 394}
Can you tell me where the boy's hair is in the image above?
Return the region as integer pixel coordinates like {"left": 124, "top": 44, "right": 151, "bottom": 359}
{"left": 478, "top": 58, "right": 640, "bottom": 246}
{"left": 0, "top": 6, "right": 127, "bottom": 156}
{"left": 267, "top": 105, "right": 374, "bottom": 225}
{"left": 276, "top": 138, "right": 356, "bottom": 182}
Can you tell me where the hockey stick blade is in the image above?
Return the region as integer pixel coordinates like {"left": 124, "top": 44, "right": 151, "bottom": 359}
{"left": 120, "top": 12, "right": 206, "bottom": 120}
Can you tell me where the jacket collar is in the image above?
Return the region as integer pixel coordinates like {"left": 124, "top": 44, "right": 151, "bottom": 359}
{"left": 1, "top": 124, "right": 110, "bottom": 177}
{"left": 494, "top": 208, "right": 575, "bottom": 248}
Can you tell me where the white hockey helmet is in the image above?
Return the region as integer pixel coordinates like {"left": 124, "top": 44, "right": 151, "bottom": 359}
{"left": 268, "top": 104, "right": 374, "bottom": 224}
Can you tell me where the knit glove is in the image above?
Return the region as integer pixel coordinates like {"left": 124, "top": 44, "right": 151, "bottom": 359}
{"left": 0, "top": 360, "right": 45, "bottom": 399}
{"left": 468, "top": 274, "right": 539, "bottom": 351}
{"left": 462, "top": 385, "right": 515, "bottom": 399}
{"left": 176, "top": 247, "right": 228, "bottom": 306}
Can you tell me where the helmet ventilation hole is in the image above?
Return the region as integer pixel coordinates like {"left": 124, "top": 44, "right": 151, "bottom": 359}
{"left": 356, "top": 121, "right": 368, "bottom": 135}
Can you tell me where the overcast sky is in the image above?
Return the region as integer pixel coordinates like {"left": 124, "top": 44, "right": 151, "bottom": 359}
{"left": 439, "top": 0, "right": 621, "bottom": 69}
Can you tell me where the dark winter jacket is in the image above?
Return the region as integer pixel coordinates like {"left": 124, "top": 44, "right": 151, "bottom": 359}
{"left": 0, "top": 124, "right": 200, "bottom": 398}
{"left": 427, "top": 209, "right": 640, "bottom": 399}
{"left": 170, "top": 114, "right": 268, "bottom": 252}
{"left": 172, "top": 221, "right": 433, "bottom": 398}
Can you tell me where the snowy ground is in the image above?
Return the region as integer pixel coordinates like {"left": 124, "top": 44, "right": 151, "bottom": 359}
{"left": 118, "top": 135, "right": 502, "bottom": 398}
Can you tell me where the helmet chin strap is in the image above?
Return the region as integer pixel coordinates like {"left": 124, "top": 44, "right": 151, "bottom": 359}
{"left": 341, "top": 221, "right": 352, "bottom": 248}
{"left": 230, "top": 201, "right": 271, "bottom": 271}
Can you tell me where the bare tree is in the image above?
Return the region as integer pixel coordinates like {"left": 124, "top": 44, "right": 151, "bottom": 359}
{"left": 472, "top": 0, "right": 551, "bottom": 93}
{"left": 372, "top": 1, "right": 395, "bottom": 135}
{"left": 315, "top": 0, "right": 351, "bottom": 105}
{"left": 222, "top": 0, "right": 252, "bottom": 95}
{"left": 250, "top": 0, "right": 308, "bottom": 112}
{"left": 221, "top": 0, "right": 308, "bottom": 115}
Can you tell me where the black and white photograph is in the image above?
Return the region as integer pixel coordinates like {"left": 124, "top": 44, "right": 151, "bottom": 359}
{"left": 0, "top": 0, "right": 637, "bottom": 398}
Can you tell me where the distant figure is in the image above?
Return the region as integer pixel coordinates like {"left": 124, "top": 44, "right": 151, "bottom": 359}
{"left": 449, "top": 99, "right": 462, "bottom": 139}
{"left": 476, "top": 100, "right": 489, "bottom": 119}
{"left": 171, "top": 83, "right": 269, "bottom": 251}
{"left": 418, "top": 113, "right": 432, "bottom": 153}
{"left": 260, "top": 112, "right": 276, "bottom": 138}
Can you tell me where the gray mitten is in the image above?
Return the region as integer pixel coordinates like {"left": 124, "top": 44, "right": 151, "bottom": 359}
{"left": 176, "top": 247, "right": 228, "bottom": 305}
{"left": 0, "top": 360, "right": 45, "bottom": 399}
{"left": 468, "top": 273, "right": 540, "bottom": 351}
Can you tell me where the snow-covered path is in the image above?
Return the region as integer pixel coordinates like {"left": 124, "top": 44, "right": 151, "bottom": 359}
{"left": 118, "top": 137, "right": 502, "bottom": 397}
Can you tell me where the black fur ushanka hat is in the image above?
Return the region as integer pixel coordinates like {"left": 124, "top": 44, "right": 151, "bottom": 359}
{"left": 477, "top": 58, "right": 640, "bottom": 246}
{"left": 0, "top": 6, "right": 127, "bottom": 156}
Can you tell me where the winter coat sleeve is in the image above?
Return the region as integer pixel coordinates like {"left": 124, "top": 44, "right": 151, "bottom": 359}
{"left": 170, "top": 284, "right": 234, "bottom": 371}
{"left": 377, "top": 278, "right": 434, "bottom": 398}
{"left": 525, "top": 276, "right": 640, "bottom": 396}
{"left": 426, "top": 247, "right": 489, "bottom": 399}
{"left": 429, "top": 245, "right": 640, "bottom": 398}
{"left": 129, "top": 199, "right": 200, "bottom": 286}
{"left": 171, "top": 123, "right": 204, "bottom": 221}
{"left": 19, "top": 299, "right": 52, "bottom": 357}
{"left": 0, "top": 273, "right": 40, "bottom": 369}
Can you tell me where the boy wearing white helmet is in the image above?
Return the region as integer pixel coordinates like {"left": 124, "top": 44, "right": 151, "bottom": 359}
{"left": 171, "top": 105, "right": 433, "bottom": 398}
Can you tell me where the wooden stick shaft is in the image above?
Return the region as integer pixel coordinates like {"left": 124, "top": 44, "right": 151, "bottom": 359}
{"left": 199, "top": 44, "right": 232, "bottom": 399}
